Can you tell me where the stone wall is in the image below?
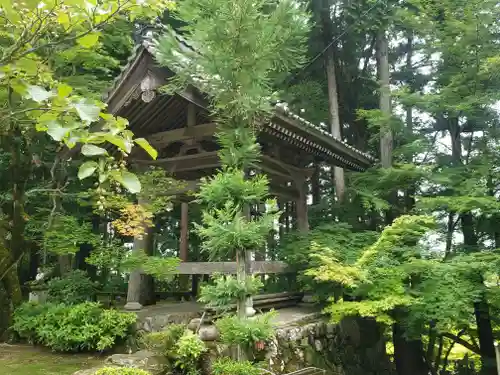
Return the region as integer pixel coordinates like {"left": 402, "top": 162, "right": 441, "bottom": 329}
{"left": 189, "top": 315, "right": 394, "bottom": 375}
{"left": 129, "top": 308, "right": 394, "bottom": 375}
{"left": 266, "top": 317, "right": 394, "bottom": 375}
{"left": 135, "top": 308, "right": 200, "bottom": 334}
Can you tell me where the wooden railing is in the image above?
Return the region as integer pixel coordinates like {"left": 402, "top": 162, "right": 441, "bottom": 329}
{"left": 204, "top": 291, "right": 303, "bottom": 315}
{"left": 176, "top": 261, "right": 290, "bottom": 275}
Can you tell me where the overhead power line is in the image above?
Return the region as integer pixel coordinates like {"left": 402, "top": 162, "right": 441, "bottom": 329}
{"left": 286, "top": 0, "right": 388, "bottom": 86}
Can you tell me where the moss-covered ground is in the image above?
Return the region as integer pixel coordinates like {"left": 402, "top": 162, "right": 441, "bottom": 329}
{"left": 0, "top": 344, "right": 103, "bottom": 375}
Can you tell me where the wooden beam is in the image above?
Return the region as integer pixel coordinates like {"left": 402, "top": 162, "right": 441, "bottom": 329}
{"left": 159, "top": 178, "right": 298, "bottom": 200}
{"left": 269, "top": 182, "right": 300, "bottom": 200}
{"left": 261, "top": 155, "right": 315, "bottom": 179}
{"left": 177, "top": 85, "right": 209, "bottom": 109}
{"left": 148, "top": 122, "right": 217, "bottom": 145}
{"left": 134, "top": 151, "right": 305, "bottom": 179}
{"left": 163, "top": 180, "right": 200, "bottom": 196}
{"left": 175, "top": 261, "right": 289, "bottom": 275}
{"left": 107, "top": 48, "right": 152, "bottom": 114}
{"left": 187, "top": 102, "right": 196, "bottom": 127}
{"left": 132, "top": 151, "right": 219, "bottom": 172}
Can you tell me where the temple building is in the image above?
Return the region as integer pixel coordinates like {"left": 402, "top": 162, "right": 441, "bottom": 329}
{"left": 105, "top": 35, "right": 375, "bottom": 310}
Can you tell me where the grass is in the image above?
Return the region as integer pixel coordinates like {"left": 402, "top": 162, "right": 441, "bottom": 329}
{"left": 0, "top": 343, "right": 104, "bottom": 375}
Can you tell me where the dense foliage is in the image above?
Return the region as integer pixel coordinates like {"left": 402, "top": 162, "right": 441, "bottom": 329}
{"left": 198, "top": 275, "right": 263, "bottom": 311}
{"left": 141, "top": 325, "right": 206, "bottom": 375}
{"left": 46, "top": 270, "right": 97, "bottom": 304}
{"left": 211, "top": 358, "right": 262, "bottom": 375}
{"left": 0, "top": 0, "right": 499, "bottom": 373}
{"left": 215, "top": 311, "right": 276, "bottom": 350}
{"left": 0, "top": 0, "right": 175, "bottom": 338}
{"left": 274, "top": 0, "right": 500, "bottom": 373}
{"left": 12, "top": 302, "right": 136, "bottom": 352}
{"left": 174, "top": 330, "right": 207, "bottom": 375}
{"left": 141, "top": 324, "right": 186, "bottom": 359}
{"left": 154, "top": 0, "right": 310, "bottom": 363}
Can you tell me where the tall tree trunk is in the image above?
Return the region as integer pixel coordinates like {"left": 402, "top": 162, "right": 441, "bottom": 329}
{"left": 404, "top": 32, "right": 416, "bottom": 213}
{"left": 393, "top": 319, "right": 429, "bottom": 375}
{"left": 474, "top": 293, "right": 496, "bottom": 375}
{"left": 319, "top": 0, "right": 345, "bottom": 204}
{"left": 376, "top": 30, "right": 392, "bottom": 169}
{"left": 376, "top": 29, "right": 394, "bottom": 226}
{"left": 377, "top": 28, "right": 427, "bottom": 375}
{"left": 448, "top": 118, "right": 495, "bottom": 374}
{"left": 444, "top": 212, "right": 455, "bottom": 258}
{"left": 0, "top": 241, "right": 22, "bottom": 340}
{"left": 9, "top": 127, "right": 27, "bottom": 263}
{"left": 486, "top": 174, "right": 500, "bottom": 248}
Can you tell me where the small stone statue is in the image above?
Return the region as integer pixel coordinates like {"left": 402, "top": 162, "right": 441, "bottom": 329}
{"left": 29, "top": 267, "right": 47, "bottom": 303}
{"left": 35, "top": 267, "right": 45, "bottom": 282}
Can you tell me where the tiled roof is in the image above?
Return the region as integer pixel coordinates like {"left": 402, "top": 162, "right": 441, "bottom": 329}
{"left": 273, "top": 102, "right": 375, "bottom": 162}
{"left": 104, "top": 30, "right": 376, "bottom": 168}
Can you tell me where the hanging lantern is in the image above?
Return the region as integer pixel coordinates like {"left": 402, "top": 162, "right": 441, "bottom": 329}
{"left": 255, "top": 340, "right": 265, "bottom": 351}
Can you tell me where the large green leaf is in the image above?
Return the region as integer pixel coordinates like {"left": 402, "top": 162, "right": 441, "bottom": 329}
{"left": 135, "top": 138, "right": 158, "bottom": 160}
{"left": 57, "top": 12, "right": 70, "bottom": 28}
{"left": 81, "top": 144, "right": 108, "bottom": 156}
{"left": 78, "top": 161, "right": 98, "bottom": 180}
{"left": 119, "top": 171, "right": 141, "bottom": 193}
{"left": 17, "top": 58, "right": 39, "bottom": 75}
{"left": 46, "top": 121, "right": 67, "bottom": 141}
{"left": 77, "top": 32, "right": 100, "bottom": 48}
{"left": 26, "top": 85, "right": 53, "bottom": 103}
{"left": 74, "top": 100, "right": 100, "bottom": 123}
{"left": 57, "top": 83, "right": 73, "bottom": 98}
{"left": 105, "top": 134, "right": 132, "bottom": 153}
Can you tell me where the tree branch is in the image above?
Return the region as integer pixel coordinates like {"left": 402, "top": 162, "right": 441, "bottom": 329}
{"left": 0, "top": 107, "right": 52, "bottom": 123}
{"left": 0, "top": 252, "right": 24, "bottom": 282}
{"left": 25, "top": 183, "right": 69, "bottom": 197}
{"left": 441, "top": 332, "right": 480, "bottom": 354}
{"left": 2, "top": 0, "right": 134, "bottom": 65}
{"left": 442, "top": 329, "right": 465, "bottom": 370}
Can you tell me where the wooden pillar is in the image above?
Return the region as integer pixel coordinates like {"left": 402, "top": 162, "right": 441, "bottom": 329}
{"left": 140, "top": 226, "right": 156, "bottom": 306}
{"left": 179, "top": 202, "right": 189, "bottom": 293}
{"left": 284, "top": 201, "right": 290, "bottom": 233}
{"left": 180, "top": 202, "right": 189, "bottom": 262}
{"left": 255, "top": 202, "right": 266, "bottom": 261}
{"left": 125, "top": 213, "right": 152, "bottom": 311}
{"left": 296, "top": 179, "right": 309, "bottom": 232}
{"left": 180, "top": 104, "right": 196, "bottom": 295}
{"left": 291, "top": 201, "right": 298, "bottom": 230}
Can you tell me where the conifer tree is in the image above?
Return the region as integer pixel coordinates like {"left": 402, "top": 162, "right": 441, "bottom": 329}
{"left": 154, "top": 0, "right": 309, "bottom": 357}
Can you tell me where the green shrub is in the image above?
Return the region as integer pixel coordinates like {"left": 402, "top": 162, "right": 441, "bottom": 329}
{"left": 12, "top": 302, "right": 136, "bottom": 352}
{"left": 10, "top": 302, "right": 51, "bottom": 343}
{"left": 198, "top": 274, "right": 263, "bottom": 309}
{"left": 212, "top": 358, "right": 262, "bottom": 375}
{"left": 95, "top": 368, "right": 151, "bottom": 375}
{"left": 101, "top": 275, "right": 128, "bottom": 294}
{"left": 141, "top": 325, "right": 205, "bottom": 375}
{"left": 215, "top": 311, "right": 276, "bottom": 349}
{"left": 140, "top": 324, "right": 185, "bottom": 359}
{"left": 174, "top": 330, "right": 206, "bottom": 375}
{"left": 47, "top": 270, "right": 98, "bottom": 304}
